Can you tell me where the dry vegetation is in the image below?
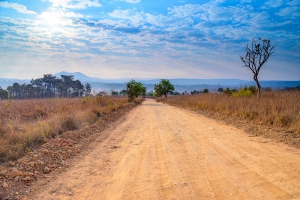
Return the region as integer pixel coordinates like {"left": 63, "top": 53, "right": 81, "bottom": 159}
{"left": 157, "top": 91, "right": 300, "bottom": 135}
{"left": 0, "top": 96, "right": 135, "bottom": 162}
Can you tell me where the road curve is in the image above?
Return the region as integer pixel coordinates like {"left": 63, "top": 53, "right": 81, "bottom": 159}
{"left": 28, "top": 99, "right": 300, "bottom": 200}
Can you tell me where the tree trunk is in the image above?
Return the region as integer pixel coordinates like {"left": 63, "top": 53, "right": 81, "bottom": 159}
{"left": 164, "top": 93, "right": 167, "bottom": 98}
{"left": 254, "top": 75, "right": 261, "bottom": 100}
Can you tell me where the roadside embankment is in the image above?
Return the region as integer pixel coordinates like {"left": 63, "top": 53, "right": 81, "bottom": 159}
{"left": 157, "top": 91, "right": 300, "bottom": 149}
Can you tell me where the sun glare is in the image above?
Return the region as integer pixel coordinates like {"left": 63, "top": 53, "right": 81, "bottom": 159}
{"left": 40, "top": 12, "right": 61, "bottom": 26}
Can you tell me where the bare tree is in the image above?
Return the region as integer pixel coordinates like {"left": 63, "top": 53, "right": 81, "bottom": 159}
{"left": 240, "top": 38, "right": 275, "bottom": 99}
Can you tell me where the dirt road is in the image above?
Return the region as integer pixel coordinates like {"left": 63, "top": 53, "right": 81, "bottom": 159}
{"left": 28, "top": 99, "right": 300, "bottom": 200}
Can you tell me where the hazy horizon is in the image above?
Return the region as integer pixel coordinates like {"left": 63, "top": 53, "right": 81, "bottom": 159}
{"left": 1, "top": 71, "right": 299, "bottom": 82}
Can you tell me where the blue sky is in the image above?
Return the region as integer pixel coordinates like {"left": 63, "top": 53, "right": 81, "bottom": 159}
{"left": 0, "top": 0, "right": 299, "bottom": 80}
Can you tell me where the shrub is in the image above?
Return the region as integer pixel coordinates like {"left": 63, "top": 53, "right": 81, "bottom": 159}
{"left": 224, "top": 86, "right": 256, "bottom": 98}
{"left": 203, "top": 89, "right": 209, "bottom": 93}
{"left": 232, "top": 88, "right": 253, "bottom": 97}
{"left": 224, "top": 87, "right": 232, "bottom": 95}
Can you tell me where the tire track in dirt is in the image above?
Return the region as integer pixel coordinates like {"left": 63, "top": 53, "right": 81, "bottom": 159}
{"left": 158, "top": 104, "right": 299, "bottom": 199}
{"left": 27, "top": 99, "right": 300, "bottom": 200}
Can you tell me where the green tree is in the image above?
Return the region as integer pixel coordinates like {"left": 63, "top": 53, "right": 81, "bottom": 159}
{"left": 85, "top": 83, "right": 92, "bottom": 96}
{"left": 31, "top": 78, "right": 44, "bottom": 98}
{"left": 0, "top": 87, "right": 9, "bottom": 99}
{"left": 42, "top": 74, "right": 57, "bottom": 98}
{"left": 126, "top": 80, "right": 145, "bottom": 102}
{"left": 154, "top": 79, "right": 175, "bottom": 98}
{"left": 6, "top": 86, "right": 12, "bottom": 98}
{"left": 61, "top": 75, "right": 74, "bottom": 97}
{"left": 72, "top": 80, "right": 84, "bottom": 97}
{"left": 240, "top": 38, "right": 275, "bottom": 99}
{"left": 217, "top": 88, "right": 224, "bottom": 93}
{"left": 224, "top": 87, "right": 232, "bottom": 95}
{"left": 12, "top": 83, "right": 21, "bottom": 99}
{"left": 203, "top": 88, "right": 209, "bottom": 93}
{"left": 26, "top": 84, "right": 35, "bottom": 98}
{"left": 111, "top": 90, "right": 119, "bottom": 96}
{"left": 141, "top": 86, "right": 146, "bottom": 99}
{"left": 119, "top": 89, "right": 127, "bottom": 96}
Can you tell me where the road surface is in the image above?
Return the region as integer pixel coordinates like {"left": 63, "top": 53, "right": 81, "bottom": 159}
{"left": 28, "top": 99, "right": 300, "bottom": 200}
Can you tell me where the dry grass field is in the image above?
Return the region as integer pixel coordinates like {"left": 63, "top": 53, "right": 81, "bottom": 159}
{"left": 0, "top": 96, "right": 134, "bottom": 162}
{"left": 157, "top": 91, "right": 300, "bottom": 135}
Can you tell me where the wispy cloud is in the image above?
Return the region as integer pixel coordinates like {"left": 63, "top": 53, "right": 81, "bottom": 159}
{"left": 276, "top": 6, "right": 300, "bottom": 18}
{"left": 240, "top": 0, "right": 252, "bottom": 3}
{"left": 0, "top": 2, "right": 36, "bottom": 14}
{"left": 47, "top": 0, "right": 102, "bottom": 9}
{"left": 109, "top": 9, "right": 145, "bottom": 27}
{"left": 263, "top": 0, "right": 284, "bottom": 8}
{"left": 287, "top": 0, "right": 300, "bottom": 6}
{"left": 119, "top": 0, "right": 141, "bottom": 3}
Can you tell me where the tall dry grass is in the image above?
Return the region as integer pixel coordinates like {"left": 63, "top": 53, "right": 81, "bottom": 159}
{"left": 157, "top": 91, "right": 300, "bottom": 134}
{"left": 0, "top": 96, "right": 134, "bottom": 162}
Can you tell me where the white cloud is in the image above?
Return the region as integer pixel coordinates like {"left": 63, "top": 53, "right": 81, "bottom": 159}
{"left": 264, "top": 0, "right": 284, "bottom": 8}
{"left": 276, "top": 6, "right": 300, "bottom": 18}
{"left": 249, "top": 11, "right": 270, "bottom": 26}
{"left": 240, "top": 0, "right": 252, "bottom": 3}
{"left": 67, "top": 39, "right": 86, "bottom": 47}
{"left": 0, "top": 2, "right": 36, "bottom": 14}
{"left": 167, "top": 2, "right": 275, "bottom": 32}
{"left": 144, "top": 13, "right": 168, "bottom": 27}
{"left": 0, "top": 16, "right": 40, "bottom": 26}
{"left": 287, "top": 0, "right": 300, "bottom": 6}
{"left": 38, "top": 10, "right": 83, "bottom": 26}
{"left": 64, "top": 12, "right": 84, "bottom": 18}
{"left": 96, "top": 19, "right": 124, "bottom": 27}
{"left": 108, "top": 8, "right": 194, "bottom": 30}
{"left": 119, "top": 0, "right": 141, "bottom": 3}
{"left": 109, "top": 10, "right": 145, "bottom": 26}
{"left": 48, "top": 0, "right": 102, "bottom": 9}
{"left": 167, "top": 3, "right": 247, "bottom": 23}
{"left": 273, "top": 20, "right": 294, "bottom": 27}
{"left": 168, "top": 4, "right": 202, "bottom": 18}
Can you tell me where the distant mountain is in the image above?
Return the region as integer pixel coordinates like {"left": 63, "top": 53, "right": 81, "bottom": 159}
{"left": 54, "top": 71, "right": 101, "bottom": 82}
{"left": 140, "top": 79, "right": 248, "bottom": 85}
{"left": 0, "top": 78, "right": 30, "bottom": 89}
{"left": 0, "top": 71, "right": 299, "bottom": 92}
{"left": 54, "top": 71, "right": 133, "bottom": 83}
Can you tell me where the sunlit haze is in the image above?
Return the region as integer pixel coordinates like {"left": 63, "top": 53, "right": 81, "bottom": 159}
{"left": 0, "top": 0, "right": 299, "bottom": 80}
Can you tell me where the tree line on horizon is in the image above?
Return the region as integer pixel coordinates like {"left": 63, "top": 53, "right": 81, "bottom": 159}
{"left": 0, "top": 77, "right": 176, "bottom": 101}
{"left": 0, "top": 74, "right": 91, "bottom": 99}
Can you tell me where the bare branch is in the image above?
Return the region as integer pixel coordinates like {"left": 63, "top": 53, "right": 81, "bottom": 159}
{"left": 240, "top": 38, "right": 275, "bottom": 99}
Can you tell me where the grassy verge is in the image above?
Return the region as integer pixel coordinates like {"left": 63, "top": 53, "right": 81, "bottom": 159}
{"left": 0, "top": 96, "right": 138, "bottom": 162}
{"left": 157, "top": 91, "right": 300, "bottom": 135}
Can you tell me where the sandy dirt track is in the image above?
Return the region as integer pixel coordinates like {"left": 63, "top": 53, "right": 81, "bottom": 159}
{"left": 28, "top": 99, "right": 300, "bottom": 200}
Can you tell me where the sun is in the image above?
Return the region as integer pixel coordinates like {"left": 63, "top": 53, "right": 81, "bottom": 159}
{"left": 40, "top": 12, "right": 61, "bottom": 26}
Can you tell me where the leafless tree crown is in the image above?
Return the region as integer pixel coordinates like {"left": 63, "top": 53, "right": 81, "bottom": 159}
{"left": 240, "top": 38, "right": 275, "bottom": 76}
